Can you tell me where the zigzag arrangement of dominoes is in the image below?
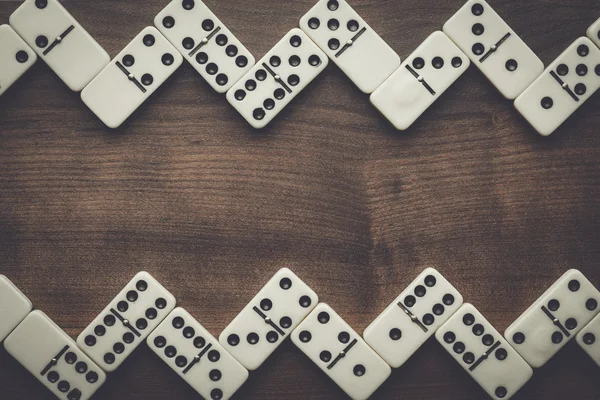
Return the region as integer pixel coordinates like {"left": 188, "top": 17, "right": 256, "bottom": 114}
{"left": 1, "top": 268, "right": 600, "bottom": 400}
{"left": 1, "top": 0, "right": 599, "bottom": 134}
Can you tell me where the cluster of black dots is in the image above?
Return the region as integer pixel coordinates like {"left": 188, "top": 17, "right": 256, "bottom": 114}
{"left": 30, "top": 0, "right": 74, "bottom": 59}
{"left": 226, "top": 276, "right": 314, "bottom": 347}
{"left": 43, "top": 348, "right": 101, "bottom": 400}
{"left": 541, "top": 43, "right": 600, "bottom": 110}
{"left": 82, "top": 278, "right": 170, "bottom": 366}
{"left": 8, "top": 0, "right": 600, "bottom": 128}
{"left": 466, "top": 3, "right": 519, "bottom": 71}
{"left": 297, "top": 310, "right": 367, "bottom": 377}
{"left": 441, "top": 312, "right": 510, "bottom": 399}
{"left": 305, "top": 0, "right": 363, "bottom": 53}
{"left": 232, "top": 34, "right": 324, "bottom": 122}
{"left": 388, "top": 274, "right": 457, "bottom": 341}
{"left": 159, "top": 0, "right": 250, "bottom": 88}
{"left": 152, "top": 316, "right": 225, "bottom": 400}
{"left": 115, "top": 33, "right": 177, "bottom": 91}
{"left": 411, "top": 54, "right": 464, "bottom": 70}
{"left": 511, "top": 278, "right": 598, "bottom": 346}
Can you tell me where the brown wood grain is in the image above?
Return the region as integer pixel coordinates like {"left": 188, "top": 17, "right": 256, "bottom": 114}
{"left": 1, "top": 0, "right": 600, "bottom": 398}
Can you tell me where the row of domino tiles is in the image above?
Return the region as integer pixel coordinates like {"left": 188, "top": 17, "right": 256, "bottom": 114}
{"left": 0, "top": 0, "right": 599, "bottom": 133}
{"left": 1, "top": 268, "right": 599, "bottom": 400}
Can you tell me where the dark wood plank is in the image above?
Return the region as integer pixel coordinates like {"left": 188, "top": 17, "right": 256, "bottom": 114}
{"left": 1, "top": 0, "right": 599, "bottom": 398}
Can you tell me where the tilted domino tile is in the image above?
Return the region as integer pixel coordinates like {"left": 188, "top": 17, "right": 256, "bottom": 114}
{"left": 436, "top": 304, "right": 533, "bottom": 400}
{"left": 514, "top": 37, "right": 600, "bottom": 136}
{"left": 0, "top": 25, "right": 37, "bottom": 96}
{"left": 0, "top": 274, "right": 33, "bottom": 342}
{"left": 576, "top": 312, "right": 600, "bottom": 367}
{"left": 587, "top": 17, "right": 600, "bottom": 49}
{"left": 219, "top": 268, "right": 319, "bottom": 370}
{"left": 443, "top": 0, "right": 544, "bottom": 99}
{"left": 147, "top": 307, "right": 249, "bottom": 400}
{"left": 291, "top": 303, "right": 391, "bottom": 400}
{"left": 505, "top": 269, "right": 600, "bottom": 368}
{"left": 81, "top": 27, "right": 183, "bottom": 129}
{"left": 9, "top": 0, "right": 109, "bottom": 91}
{"left": 364, "top": 267, "right": 464, "bottom": 368}
{"left": 370, "top": 31, "right": 470, "bottom": 130}
{"left": 154, "top": 0, "right": 255, "bottom": 93}
{"left": 77, "top": 271, "right": 176, "bottom": 372}
{"left": 5, "top": 310, "right": 106, "bottom": 400}
{"left": 226, "top": 29, "right": 328, "bottom": 129}
{"left": 299, "top": 0, "right": 401, "bottom": 94}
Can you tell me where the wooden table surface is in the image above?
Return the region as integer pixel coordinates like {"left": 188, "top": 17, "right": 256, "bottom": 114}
{"left": 1, "top": 0, "right": 599, "bottom": 399}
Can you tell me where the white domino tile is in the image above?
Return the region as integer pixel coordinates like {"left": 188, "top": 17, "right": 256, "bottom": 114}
{"left": 0, "top": 25, "right": 37, "bottom": 96}
{"left": 299, "top": 0, "right": 401, "bottom": 94}
{"left": 5, "top": 310, "right": 107, "bottom": 400}
{"left": 81, "top": 27, "right": 183, "bottom": 129}
{"left": 219, "top": 268, "right": 319, "bottom": 370}
{"left": 148, "top": 307, "right": 249, "bottom": 400}
{"left": 505, "top": 269, "right": 600, "bottom": 368}
{"left": 576, "top": 312, "right": 600, "bottom": 367}
{"left": 225, "top": 29, "right": 328, "bottom": 129}
{"left": 154, "top": 0, "right": 255, "bottom": 93}
{"left": 436, "top": 304, "right": 533, "bottom": 400}
{"left": 77, "top": 271, "right": 176, "bottom": 372}
{"left": 370, "top": 31, "right": 470, "bottom": 130}
{"left": 0, "top": 275, "right": 33, "bottom": 342}
{"left": 443, "top": 0, "right": 544, "bottom": 99}
{"left": 9, "top": 0, "right": 109, "bottom": 91}
{"left": 291, "top": 303, "right": 391, "bottom": 400}
{"left": 364, "top": 267, "right": 464, "bottom": 368}
{"left": 587, "top": 17, "right": 600, "bottom": 50}
{"left": 514, "top": 37, "right": 600, "bottom": 136}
